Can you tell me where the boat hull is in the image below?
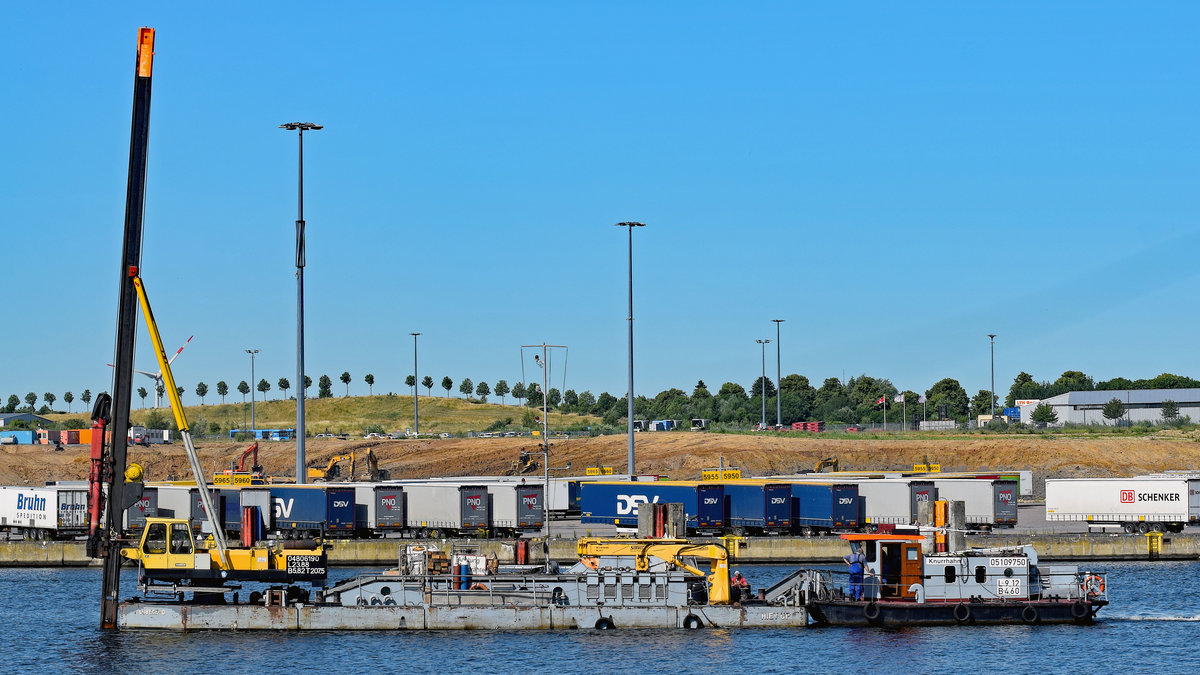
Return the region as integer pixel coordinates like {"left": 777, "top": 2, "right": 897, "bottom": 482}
{"left": 807, "top": 599, "right": 1105, "bottom": 627}
{"left": 118, "top": 602, "right": 808, "bottom": 631}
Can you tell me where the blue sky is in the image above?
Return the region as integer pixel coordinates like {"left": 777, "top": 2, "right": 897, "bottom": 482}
{"left": 2, "top": 3, "right": 1198, "bottom": 408}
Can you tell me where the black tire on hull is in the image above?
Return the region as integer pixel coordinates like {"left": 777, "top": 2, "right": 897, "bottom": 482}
{"left": 1022, "top": 604, "right": 1038, "bottom": 624}
{"left": 595, "top": 617, "right": 615, "bottom": 630}
{"left": 953, "top": 602, "right": 971, "bottom": 624}
{"left": 683, "top": 614, "right": 703, "bottom": 629}
{"left": 1071, "top": 601, "right": 1089, "bottom": 623}
{"left": 863, "top": 602, "right": 881, "bottom": 622}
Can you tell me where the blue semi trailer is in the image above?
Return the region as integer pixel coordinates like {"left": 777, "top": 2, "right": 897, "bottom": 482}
{"left": 581, "top": 481, "right": 708, "bottom": 530}
{"left": 268, "top": 485, "right": 356, "bottom": 537}
{"left": 788, "top": 481, "right": 860, "bottom": 534}
{"left": 698, "top": 482, "right": 795, "bottom": 534}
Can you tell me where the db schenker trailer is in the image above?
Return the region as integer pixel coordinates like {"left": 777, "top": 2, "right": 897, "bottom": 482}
{"left": 1046, "top": 477, "right": 1199, "bottom": 533}
{"left": 0, "top": 486, "right": 88, "bottom": 540}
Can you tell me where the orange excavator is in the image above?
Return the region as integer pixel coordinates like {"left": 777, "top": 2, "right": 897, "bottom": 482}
{"left": 213, "top": 442, "right": 264, "bottom": 485}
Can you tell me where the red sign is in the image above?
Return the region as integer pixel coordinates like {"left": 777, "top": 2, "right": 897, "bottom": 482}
{"left": 1120, "top": 490, "right": 1134, "bottom": 504}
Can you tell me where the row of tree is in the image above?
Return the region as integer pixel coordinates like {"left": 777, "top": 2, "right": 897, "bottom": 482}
{"left": 8, "top": 370, "right": 1194, "bottom": 425}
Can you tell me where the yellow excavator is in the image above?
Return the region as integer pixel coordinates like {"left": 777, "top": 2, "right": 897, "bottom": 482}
{"left": 576, "top": 538, "right": 732, "bottom": 605}
{"left": 118, "top": 275, "right": 326, "bottom": 587}
{"left": 306, "top": 449, "right": 389, "bottom": 481}
{"left": 814, "top": 457, "right": 839, "bottom": 473}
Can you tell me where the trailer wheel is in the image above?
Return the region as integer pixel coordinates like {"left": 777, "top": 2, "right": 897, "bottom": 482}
{"left": 1021, "top": 605, "right": 1039, "bottom": 624}
{"left": 1149, "top": 522, "right": 1164, "bottom": 533}
{"left": 1122, "top": 523, "right": 1135, "bottom": 533}
{"left": 595, "top": 617, "right": 615, "bottom": 630}
{"left": 801, "top": 526, "right": 815, "bottom": 537}
{"left": 683, "top": 614, "right": 703, "bottom": 629}
{"left": 1136, "top": 522, "right": 1150, "bottom": 534}
{"left": 953, "top": 602, "right": 971, "bottom": 624}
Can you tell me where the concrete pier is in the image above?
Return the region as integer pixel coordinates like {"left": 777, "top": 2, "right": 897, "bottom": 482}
{"left": 3, "top": 532, "right": 1198, "bottom": 567}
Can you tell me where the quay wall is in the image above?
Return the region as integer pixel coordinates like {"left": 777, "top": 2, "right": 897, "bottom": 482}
{"left": 2, "top": 533, "right": 1196, "bottom": 567}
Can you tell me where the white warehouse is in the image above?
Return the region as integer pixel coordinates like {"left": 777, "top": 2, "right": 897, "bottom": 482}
{"left": 1019, "top": 388, "right": 1200, "bottom": 426}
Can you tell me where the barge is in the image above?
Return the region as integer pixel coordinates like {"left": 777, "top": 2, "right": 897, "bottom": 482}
{"left": 119, "top": 537, "right": 812, "bottom": 630}
{"left": 801, "top": 534, "right": 1108, "bottom": 626}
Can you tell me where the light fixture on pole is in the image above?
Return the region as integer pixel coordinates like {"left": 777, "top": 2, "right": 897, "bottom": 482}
{"left": 988, "top": 334, "right": 997, "bottom": 419}
{"left": 245, "top": 349, "right": 259, "bottom": 438}
{"left": 756, "top": 339, "right": 771, "bottom": 429}
{"left": 411, "top": 332, "right": 421, "bottom": 435}
{"left": 280, "top": 121, "right": 322, "bottom": 483}
{"left": 772, "top": 319, "right": 785, "bottom": 427}
{"left": 523, "top": 342, "right": 566, "bottom": 554}
{"left": 615, "top": 221, "right": 644, "bottom": 477}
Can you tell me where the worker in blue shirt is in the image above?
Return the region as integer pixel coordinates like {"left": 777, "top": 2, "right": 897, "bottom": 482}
{"left": 844, "top": 546, "right": 867, "bottom": 601}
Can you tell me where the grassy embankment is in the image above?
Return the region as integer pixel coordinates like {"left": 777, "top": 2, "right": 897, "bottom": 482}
{"left": 42, "top": 394, "right": 601, "bottom": 436}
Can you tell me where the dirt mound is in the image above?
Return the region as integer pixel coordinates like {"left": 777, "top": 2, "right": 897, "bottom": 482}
{"left": 4, "top": 433, "right": 1199, "bottom": 494}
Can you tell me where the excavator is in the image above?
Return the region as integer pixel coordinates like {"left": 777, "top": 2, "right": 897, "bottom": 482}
{"left": 575, "top": 538, "right": 732, "bottom": 605}
{"left": 814, "top": 457, "right": 839, "bottom": 473}
{"left": 307, "top": 449, "right": 390, "bottom": 481}
{"left": 505, "top": 448, "right": 539, "bottom": 476}
{"left": 117, "top": 275, "right": 327, "bottom": 590}
{"left": 213, "top": 441, "right": 264, "bottom": 485}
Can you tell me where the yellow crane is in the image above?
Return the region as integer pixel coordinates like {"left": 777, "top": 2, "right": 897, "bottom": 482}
{"left": 575, "top": 538, "right": 733, "bottom": 604}
{"left": 121, "top": 275, "right": 326, "bottom": 586}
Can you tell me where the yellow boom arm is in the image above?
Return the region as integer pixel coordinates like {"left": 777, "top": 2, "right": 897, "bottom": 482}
{"left": 576, "top": 538, "right": 732, "bottom": 604}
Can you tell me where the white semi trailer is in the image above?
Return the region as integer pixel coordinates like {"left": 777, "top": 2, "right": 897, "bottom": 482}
{"left": 1045, "top": 477, "right": 1200, "bottom": 532}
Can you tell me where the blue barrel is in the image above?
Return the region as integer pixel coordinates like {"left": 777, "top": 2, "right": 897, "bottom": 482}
{"left": 459, "top": 562, "right": 471, "bottom": 589}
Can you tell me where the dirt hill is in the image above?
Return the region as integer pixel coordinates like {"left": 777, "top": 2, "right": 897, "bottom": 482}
{"left": 4, "top": 431, "right": 1199, "bottom": 497}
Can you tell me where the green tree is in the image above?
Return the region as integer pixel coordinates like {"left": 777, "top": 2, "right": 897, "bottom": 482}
{"left": 340, "top": 371, "right": 351, "bottom": 396}
{"left": 1031, "top": 403, "right": 1058, "bottom": 427}
{"left": 459, "top": 378, "right": 473, "bottom": 398}
{"left": 81, "top": 389, "right": 92, "bottom": 410}
{"left": 494, "top": 379, "right": 510, "bottom": 404}
{"left": 476, "top": 381, "right": 491, "bottom": 402}
{"left": 1161, "top": 399, "right": 1180, "bottom": 422}
{"left": 25, "top": 392, "right": 37, "bottom": 411}
{"left": 6, "top": 394, "right": 19, "bottom": 413}
{"left": 137, "top": 387, "right": 148, "bottom": 408}
{"left": 365, "top": 373, "right": 375, "bottom": 395}
{"left": 441, "top": 376, "right": 453, "bottom": 397}
{"left": 304, "top": 375, "right": 312, "bottom": 394}
{"left": 145, "top": 409, "right": 169, "bottom": 430}
{"left": 925, "top": 378, "right": 969, "bottom": 421}
{"left": 511, "top": 381, "right": 526, "bottom": 405}
{"left": 175, "top": 386, "right": 184, "bottom": 404}
{"left": 1005, "top": 371, "right": 1036, "bottom": 407}
{"left": 278, "top": 378, "right": 290, "bottom": 399}
{"left": 405, "top": 375, "right": 416, "bottom": 395}
{"left": 749, "top": 377, "right": 776, "bottom": 399}
{"left": 237, "top": 380, "right": 250, "bottom": 402}
{"left": 577, "top": 390, "right": 596, "bottom": 412}
{"left": 422, "top": 375, "right": 434, "bottom": 396}
{"left": 1052, "top": 370, "right": 1094, "bottom": 395}
{"left": 717, "top": 382, "right": 747, "bottom": 399}
{"left": 196, "top": 382, "right": 208, "bottom": 405}
{"left": 525, "top": 383, "right": 543, "bottom": 407}
{"left": 692, "top": 380, "right": 711, "bottom": 400}
{"left": 155, "top": 383, "right": 165, "bottom": 402}
{"left": 563, "top": 389, "right": 578, "bottom": 409}
{"left": 1102, "top": 397, "right": 1126, "bottom": 424}
{"left": 43, "top": 392, "right": 56, "bottom": 411}
{"left": 63, "top": 391, "right": 74, "bottom": 412}
{"left": 318, "top": 374, "right": 333, "bottom": 398}
{"left": 970, "top": 389, "right": 997, "bottom": 418}
{"left": 257, "top": 379, "right": 271, "bottom": 398}
{"left": 546, "top": 387, "right": 560, "bottom": 407}
{"left": 778, "top": 374, "right": 817, "bottom": 422}
{"left": 216, "top": 381, "right": 228, "bottom": 403}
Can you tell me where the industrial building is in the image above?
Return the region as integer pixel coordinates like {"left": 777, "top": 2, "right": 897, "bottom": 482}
{"left": 0, "top": 413, "right": 50, "bottom": 428}
{"left": 1019, "top": 388, "right": 1200, "bottom": 426}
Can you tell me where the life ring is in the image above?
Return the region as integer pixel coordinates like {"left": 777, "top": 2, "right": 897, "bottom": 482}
{"left": 1071, "top": 601, "right": 1089, "bottom": 620}
{"left": 595, "top": 617, "right": 616, "bottom": 630}
{"left": 1021, "top": 604, "right": 1038, "bottom": 624}
{"left": 683, "top": 614, "right": 703, "bottom": 629}
{"left": 953, "top": 602, "right": 971, "bottom": 624}
{"left": 1081, "top": 574, "right": 1105, "bottom": 596}
{"left": 863, "top": 602, "right": 881, "bottom": 621}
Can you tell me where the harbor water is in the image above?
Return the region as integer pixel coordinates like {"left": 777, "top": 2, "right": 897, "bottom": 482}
{"left": 1, "top": 561, "right": 1197, "bottom": 673}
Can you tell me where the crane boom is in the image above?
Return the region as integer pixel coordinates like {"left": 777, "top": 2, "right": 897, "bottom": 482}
{"left": 131, "top": 275, "right": 230, "bottom": 566}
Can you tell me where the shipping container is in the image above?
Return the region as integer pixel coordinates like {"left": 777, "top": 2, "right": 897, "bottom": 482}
{"left": 77, "top": 428, "right": 93, "bottom": 445}
{"left": 580, "top": 481, "right": 702, "bottom": 529}
{"left": 1046, "top": 477, "right": 1198, "bottom": 532}
{"left": 394, "top": 483, "right": 490, "bottom": 533}
{"left": 930, "top": 478, "right": 1018, "bottom": 528}
{"left": 0, "top": 486, "right": 88, "bottom": 539}
{"left": 0, "top": 430, "right": 35, "bottom": 444}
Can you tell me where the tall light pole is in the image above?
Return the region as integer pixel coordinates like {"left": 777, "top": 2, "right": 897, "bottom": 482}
{"left": 772, "top": 319, "right": 785, "bottom": 427}
{"left": 988, "top": 334, "right": 997, "bottom": 419}
{"left": 411, "top": 332, "right": 421, "bottom": 435}
{"left": 246, "top": 349, "right": 259, "bottom": 438}
{"left": 523, "top": 342, "right": 566, "bottom": 545}
{"left": 280, "top": 121, "right": 321, "bottom": 483}
{"left": 756, "top": 339, "right": 771, "bottom": 429}
{"left": 615, "top": 221, "right": 644, "bottom": 476}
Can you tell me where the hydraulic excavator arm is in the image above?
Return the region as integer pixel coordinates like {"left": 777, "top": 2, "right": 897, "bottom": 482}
{"left": 576, "top": 538, "right": 732, "bottom": 604}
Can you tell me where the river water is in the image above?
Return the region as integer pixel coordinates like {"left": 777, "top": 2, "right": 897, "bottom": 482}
{"left": 1, "top": 561, "right": 1197, "bottom": 673}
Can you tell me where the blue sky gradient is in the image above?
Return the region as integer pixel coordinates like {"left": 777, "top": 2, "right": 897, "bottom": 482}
{"left": 2, "top": 3, "right": 1197, "bottom": 407}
